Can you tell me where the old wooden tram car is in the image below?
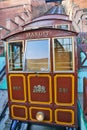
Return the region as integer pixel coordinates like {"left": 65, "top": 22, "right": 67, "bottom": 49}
{"left": 3, "top": 4, "right": 78, "bottom": 130}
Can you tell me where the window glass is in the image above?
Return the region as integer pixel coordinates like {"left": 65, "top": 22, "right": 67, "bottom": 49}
{"left": 8, "top": 41, "right": 24, "bottom": 71}
{"left": 55, "top": 24, "right": 68, "bottom": 30}
{"left": 25, "top": 39, "right": 50, "bottom": 72}
{"left": 53, "top": 37, "right": 73, "bottom": 71}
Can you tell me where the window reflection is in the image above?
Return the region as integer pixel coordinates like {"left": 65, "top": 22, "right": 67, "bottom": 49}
{"left": 53, "top": 37, "right": 73, "bottom": 71}
{"left": 25, "top": 39, "right": 50, "bottom": 72}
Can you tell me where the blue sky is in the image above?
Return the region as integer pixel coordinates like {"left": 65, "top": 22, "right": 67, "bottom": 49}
{"left": 26, "top": 39, "right": 49, "bottom": 59}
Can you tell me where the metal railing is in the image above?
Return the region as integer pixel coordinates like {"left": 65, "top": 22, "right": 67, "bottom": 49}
{"left": 0, "top": 65, "right": 6, "bottom": 82}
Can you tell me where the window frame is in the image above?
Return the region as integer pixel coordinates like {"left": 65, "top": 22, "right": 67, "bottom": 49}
{"left": 7, "top": 40, "right": 24, "bottom": 72}
{"left": 52, "top": 36, "right": 75, "bottom": 73}
{"left": 24, "top": 38, "right": 51, "bottom": 73}
{"left": 54, "top": 24, "right": 70, "bottom": 30}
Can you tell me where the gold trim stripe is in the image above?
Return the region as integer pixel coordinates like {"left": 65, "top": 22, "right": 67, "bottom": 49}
{"left": 9, "top": 74, "right": 27, "bottom": 102}
{"left": 55, "top": 109, "right": 74, "bottom": 125}
{"left": 11, "top": 105, "right": 28, "bottom": 120}
{"left": 28, "top": 74, "right": 52, "bottom": 104}
{"left": 29, "top": 107, "right": 52, "bottom": 122}
{"left": 54, "top": 75, "right": 74, "bottom": 106}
